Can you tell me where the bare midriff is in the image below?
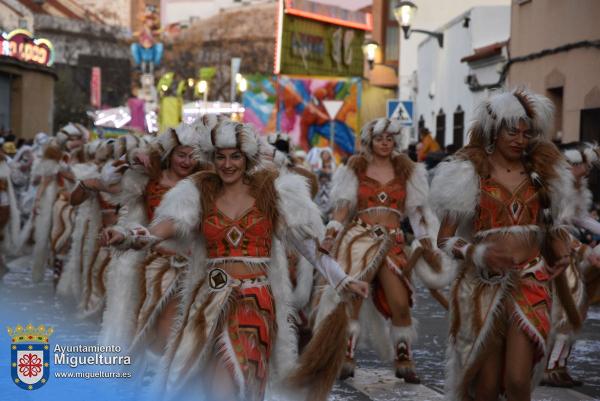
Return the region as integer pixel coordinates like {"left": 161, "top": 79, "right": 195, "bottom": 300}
{"left": 478, "top": 231, "right": 541, "bottom": 266}
{"left": 214, "top": 261, "right": 267, "bottom": 277}
{"left": 357, "top": 209, "right": 403, "bottom": 231}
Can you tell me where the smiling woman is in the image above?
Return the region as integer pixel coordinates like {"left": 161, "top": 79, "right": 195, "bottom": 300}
{"left": 104, "top": 118, "right": 367, "bottom": 401}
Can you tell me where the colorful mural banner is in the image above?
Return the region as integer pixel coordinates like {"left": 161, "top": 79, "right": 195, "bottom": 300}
{"left": 242, "top": 75, "right": 361, "bottom": 157}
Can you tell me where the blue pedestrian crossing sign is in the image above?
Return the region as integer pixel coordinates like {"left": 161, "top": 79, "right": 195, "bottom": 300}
{"left": 387, "top": 100, "right": 413, "bottom": 126}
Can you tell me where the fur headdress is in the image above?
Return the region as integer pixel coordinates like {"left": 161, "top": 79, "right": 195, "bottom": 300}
{"left": 194, "top": 120, "right": 260, "bottom": 166}
{"left": 360, "top": 118, "right": 408, "bottom": 155}
{"left": 56, "top": 123, "right": 89, "bottom": 147}
{"left": 95, "top": 139, "right": 115, "bottom": 163}
{"left": 563, "top": 143, "right": 600, "bottom": 166}
{"left": 156, "top": 114, "right": 227, "bottom": 161}
{"left": 84, "top": 140, "right": 101, "bottom": 160}
{"left": 114, "top": 134, "right": 144, "bottom": 159}
{"left": 471, "top": 87, "right": 554, "bottom": 149}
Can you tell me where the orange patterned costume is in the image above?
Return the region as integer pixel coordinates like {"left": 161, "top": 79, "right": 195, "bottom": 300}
{"left": 144, "top": 179, "right": 171, "bottom": 221}
{"left": 353, "top": 172, "right": 413, "bottom": 315}
{"left": 472, "top": 176, "right": 552, "bottom": 359}
{"left": 199, "top": 204, "right": 275, "bottom": 401}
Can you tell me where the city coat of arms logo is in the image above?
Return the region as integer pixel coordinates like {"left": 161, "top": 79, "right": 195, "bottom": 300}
{"left": 7, "top": 323, "right": 53, "bottom": 390}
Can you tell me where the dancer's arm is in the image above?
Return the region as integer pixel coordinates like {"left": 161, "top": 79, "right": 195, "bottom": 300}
{"left": 437, "top": 216, "right": 515, "bottom": 282}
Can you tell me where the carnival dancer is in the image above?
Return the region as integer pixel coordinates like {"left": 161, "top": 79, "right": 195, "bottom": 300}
{"left": 300, "top": 117, "right": 451, "bottom": 395}
{"left": 9, "top": 145, "right": 35, "bottom": 223}
{"left": 541, "top": 143, "right": 600, "bottom": 387}
{"left": 30, "top": 123, "right": 88, "bottom": 283}
{"left": 98, "top": 120, "right": 208, "bottom": 352}
{"left": 57, "top": 139, "right": 119, "bottom": 318}
{"left": 430, "top": 88, "right": 578, "bottom": 401}
{"left": 264, "top": 134, "right": 318, "bottom": 349}
{"left": 55, "top": 140, "right": 102, "bottom": 300}
{"left": 103, "top": 119, "right": 368, "bottom": 401}
{"left": 0, "top": 146, "right": 20, "bottom": 277}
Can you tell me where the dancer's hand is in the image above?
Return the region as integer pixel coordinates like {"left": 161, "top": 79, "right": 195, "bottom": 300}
{"left": 587, "top": 253, "right": 600, "bottom": 269}
{"left": 320, "top": 236, "right": 335, "bottom": 253}
{"left": 346, "top": 280, "right": 369, "bottom": 299}
{"left": 101, "top": 227, "right": 125, "bottom": 246}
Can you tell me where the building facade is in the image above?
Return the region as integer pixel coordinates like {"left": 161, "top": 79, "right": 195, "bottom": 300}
{"left": 416, "top": 6, "right": 510, "bottom": 148}
{"left": 507, "top": 0, "right": 600, "bottom": 144}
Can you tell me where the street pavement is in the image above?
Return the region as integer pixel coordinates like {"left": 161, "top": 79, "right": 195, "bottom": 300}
{"left": 2, "top": 254, "right": 599, "bottom": 400}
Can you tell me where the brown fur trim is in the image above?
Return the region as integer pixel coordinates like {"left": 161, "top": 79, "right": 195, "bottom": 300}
{"left": 290, "top": 166, "right": 318, "bottom": 198}
{"left": 455, "top": 145, "right": 491, "bottom": 178}
{"left": 133, "top": 253, "right": 161, "bottom": 329}
{"left": 347, "top": 154, "right": 368, "bottom": 175}
{"left": 147, "top": 147, "right": 163, "bottom": 180}
{"left": 192, "top": 171, "right": 222, "bottom": 213}
{"left": 347, "top": 154, "right": 415, "bottom": 183}
{"left": 97, "top": 252, "right": 111, "bottom": 296}
{"left": 192, "top": 168, "right": 280, "bottom": 228}
{"left": 449, "top": 269, "right": 465, "bottom": 339}
{"left": 554, "top": 271, "right": 582, "bottom": 330}
{"left": 528, "top": 140, "right": 562, "bottom": 182}
{"left": 288, "top": 302, "right": 349, "bottom": 401}
{"left": 472, "top": 284, "right": 484, "bottom": 334}
{"left": 513, "top": 89, "right": 535, "bottom": 119}
{"left": 249, "top": 168, "right": 279, "bottom": 228}
{"left": 43, "top": 144, "right": 63, "bottom": 161}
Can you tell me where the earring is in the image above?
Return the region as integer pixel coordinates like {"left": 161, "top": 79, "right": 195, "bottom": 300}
{"left": 485, "top": 143, "right": 495, "bottom": 155}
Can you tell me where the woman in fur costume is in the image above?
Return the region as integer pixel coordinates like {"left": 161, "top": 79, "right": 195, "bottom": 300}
{"left": 0, "top": 147, "right": 21, "bottom": 277}
{"left": 302, "top": 117, "right": 450, "bottom": 392}
{"left": 541, "top": 143, "right": 600, "bottom": 387}
{"left": 59, "top": 139, "right": 123, "bottom": 318}
{"left": 98, "top": 121, "right": 207, "bottom": 352}
{"left": 30, "top": 123, "right": 88, "bottom": 283}
{"left": 430, "top": 88, "right": 578, "bottom": 401}
{"left": 103, "top": 119, "right": 368, "bottom": 401}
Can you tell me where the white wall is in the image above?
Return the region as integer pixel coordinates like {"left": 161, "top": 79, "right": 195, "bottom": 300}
{"left": 416, "top": 6, "right": 510, "bottom": 147}
{"left": 399, "top": 0, "right": 510, "bottom": 99}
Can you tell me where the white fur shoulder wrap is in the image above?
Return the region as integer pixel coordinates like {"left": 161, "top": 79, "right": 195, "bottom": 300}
{"left": 405, "top": 162, "right": 429, "bottom": 214}
{"left": 330, "top": 164, "right": 358, "bottom": 212}
{"left": 429, "top": 158, "right": 479, "bottom": 222}
{"left": 275, "top": 170, "right": 324, "bottom": 240}
{"left": 151, "top": 177, "right": 201, "bottom": 240}
{"left": 547, "top": 159, "right": 578, "bottom": 225}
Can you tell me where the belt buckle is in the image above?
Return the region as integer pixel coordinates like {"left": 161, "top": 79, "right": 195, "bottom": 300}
{"left": 208, "top": 268, "right": 229, "bottom": 290}
{"left": 371, "top": 225, "right": 387, "bottom": 239}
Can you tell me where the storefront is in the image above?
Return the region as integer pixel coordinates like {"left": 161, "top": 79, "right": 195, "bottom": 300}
{"left": 0, "top": 29, "right": 56, "bottom": 139}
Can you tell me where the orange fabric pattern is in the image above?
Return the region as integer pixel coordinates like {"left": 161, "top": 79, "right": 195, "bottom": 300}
{"left": 144, "top": 179, "right": 170, "bottom": 221}
{"left": 202, "top": 204, "right": 273, "bottom": 259}
{"left": 356, "top": 174, "right": 406, "bottom": 213}
{"left": 475, "top": 176, "right": 541, "bottom": 232}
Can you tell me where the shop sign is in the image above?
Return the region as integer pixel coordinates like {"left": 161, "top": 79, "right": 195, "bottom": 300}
{"left": 0, "top": 29, "right": 55, "bottom": 67}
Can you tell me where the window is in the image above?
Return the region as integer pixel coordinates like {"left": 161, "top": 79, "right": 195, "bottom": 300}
{"left": 453, "top": 106, "right": 464, "bottom": 148}
{"left": 435, "top": 109, "right": 446, "bottom": 146}
{"left": 383, "top": 0, "right": 399, "bottom": 62}
{"left": 418, "top": 115, "right": 425, "bottom": 131}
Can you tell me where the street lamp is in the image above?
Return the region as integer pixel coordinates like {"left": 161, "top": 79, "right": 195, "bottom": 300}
{"left": 394, "top": 1, "right": 443, "bottom": 48}
{"left": 362, "top": 39, "right": 379, "bottom": 70}
{"left": 197, "top": 80, "right": 208, "bottom": 103}
{"left": 238, "top": 77, "right": 248, "bottom": 93}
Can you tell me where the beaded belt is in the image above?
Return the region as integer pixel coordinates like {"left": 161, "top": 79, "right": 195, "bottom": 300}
{"left": 353, "top": 217, "right": 401, "bottom": 238}
{"left": 208, "top": 268, "right": 269, "bottom": 291}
